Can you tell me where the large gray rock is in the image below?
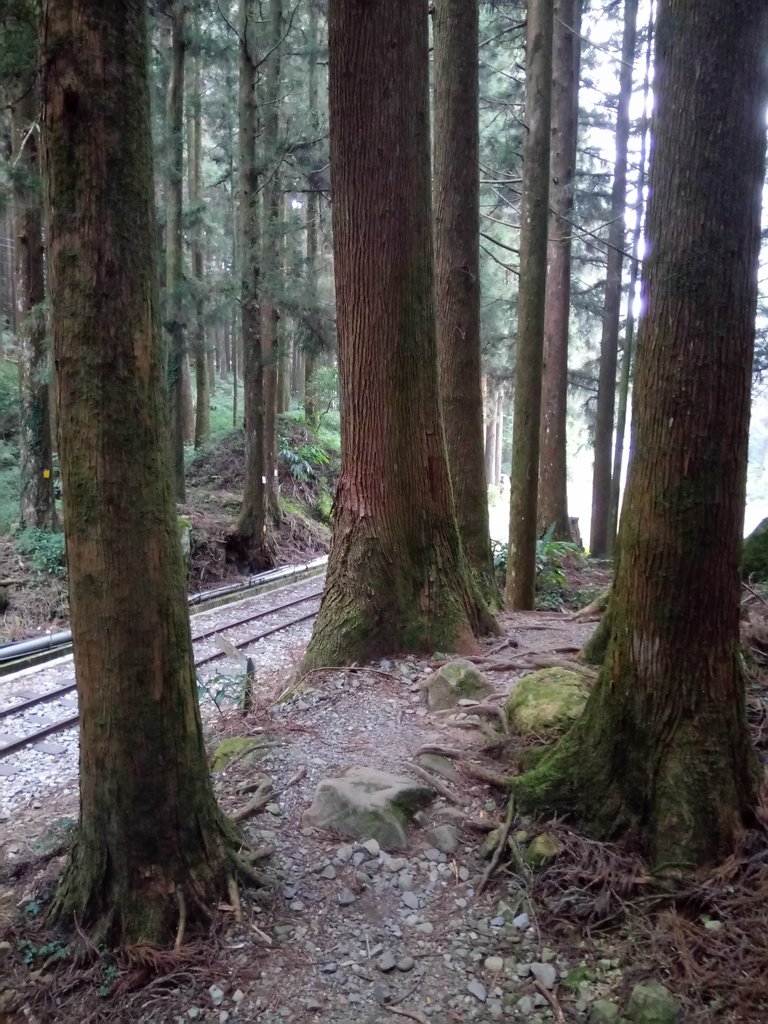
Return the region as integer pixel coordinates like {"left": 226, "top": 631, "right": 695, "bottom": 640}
{"left": 423, "top": 659, "right": 493, "bottom": 710}
{"left": 301, "top": 767, "right": 435, "bottom": 850}
{"left": 627, "top": 981, "right": 681, "bottom": 1024}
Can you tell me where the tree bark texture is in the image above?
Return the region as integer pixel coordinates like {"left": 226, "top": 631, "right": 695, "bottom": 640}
{"left": 514, "top": 0, "right": 768, "bottom": 867}
{"left": 41, "top": 0, "right": 236, "bottom": 943}
{"left": 537, "top": 0, "right": 581, "bottom": 541}
{"left": 589, "top": 0, "right": 638, "bottom": 555}
{"left": 434, "top": 0, "right": 501, "bottom": 609}
{"left": 302, "top": 0, "right": 496, "bottom": 669}
{"left": 165, "top": 0, "right": 187, "bottom": 501}
{"left": 261, "top": 0, "right": 283, "bottom": 521}
{"left": 303, "top": 0, "right": 320, "bottom": 425}
{"left": 12, "top": 88, "right": 57, "bottom": 531}
{"left": 506, "top": 0, "right": 553, "bottom": 609}
{"left": 235, "top": 0, "right": 267, "bottom": 560}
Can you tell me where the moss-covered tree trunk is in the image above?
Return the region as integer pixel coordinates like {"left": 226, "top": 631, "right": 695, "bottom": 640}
{"left": 589, "top": 0, "right": 637, "bottom": 556}
{"left": 506, "top": 0, "right": 553, "bottom": 609}
{"left": 433, "top": 0, "right": 501, "bottom": 610}
{"left": 303, "top": 0, "right": 320, "bottom": 426}
{"left": 514, "top": 0, "right": 768, "bottom": 867}
{"left": 261, "top": 0, "right": 283, "bottom": 522}
{"left": 164, "top": 0, "right": 187, "bottom": 502}
{"left": 41, "top": 0, "right": 237, "bottom": 944}
{"left": 537, "top": 0, "right": 581, "bottom": 541}
{"left": 12, "top": 87, "right": 57, "bottom": 531}
{"left": 234, "top": 0, "right": 268, "bottom": 563}
{"left": 302, "top": 0, "right": 496, "bottom": 669}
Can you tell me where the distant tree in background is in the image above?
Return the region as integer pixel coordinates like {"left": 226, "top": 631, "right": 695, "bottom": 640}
{"left": 514, "top": 0, "right": 768, "bottom": 867}
{"left": 42, "top": 0, "right": 238, "bottom": 942}
{"left": 303, "top": 0, "right": 496, "bottom": 668}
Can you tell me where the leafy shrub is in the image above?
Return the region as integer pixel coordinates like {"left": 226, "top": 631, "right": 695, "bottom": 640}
{"left": 280, "top": 440, "right": 330, "bottom": 482}
{"left": 0, "top": 359, "right": 20, "bottom": 440}
{"left": 17, "top": 527, "right": 66, "bottom": 575}
{"left": 492, "top": 525, "right": 583, "bottom": 609}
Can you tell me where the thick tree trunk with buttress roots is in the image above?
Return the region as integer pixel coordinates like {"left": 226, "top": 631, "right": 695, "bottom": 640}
{"left": 514, "top": 0, "right": 768, "bottom": 867}
{"left": 434, "top": 0, "right": 501, "bottom": 610}
{"left": 302, "top": 0, "right": 496, "bottom": 669}
{"left": 41, "top": 0, "right": 238, "bottom": 945}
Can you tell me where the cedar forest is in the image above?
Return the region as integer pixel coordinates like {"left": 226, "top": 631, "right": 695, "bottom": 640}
{"left": 0, "top": 0, "right": 767, "bottom": 1021}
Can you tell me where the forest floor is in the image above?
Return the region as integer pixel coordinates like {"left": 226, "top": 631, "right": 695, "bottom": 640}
{"left": 1, "top": 585, "right": 768, "bottom": 1024}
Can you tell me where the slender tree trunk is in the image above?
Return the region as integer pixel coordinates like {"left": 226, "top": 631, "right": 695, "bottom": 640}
{"left": 537, "top": 0, "right": 581, "bottom": 541}
{"left": 13, "top": 90, "right": 57, "bottom": 531}
{"left": 484, "top": 389, "right": 497, "bottom": 487}
{"left": 494, "top": 393, "right": 503, "bottom": 488}
{"left": 261, "top": 0, "right": 283, "bottom": 521}
{"left": 434, "top": 0, "right": 500, "bottom": 608}
{"left": 302, "top": 0, "right": 496, "bottom": 670}
{"left": 188, "top": 40, "right": 210, "bottom": 450}
{"left": 303, "top": 0, "right": 320, "bottom": 425}
{"left": 41, "top": 0, "right": 238, "bottom": 944}
{"left": 514, "top": 0, "right": 768, "bottom": 868}
{"left": 589, "top": 0, "right": 638, "bottom": 555}
{"left": 506, "top": 0, "right": 554, "bottom": 609}
{"left": 165, "top": 0, "right": 187, "bottom": 501}
{"left": 608, "top": 2, "right": 654, "bottom": 542}
{"left": 221, "top": 322, "right": 230, "bottom": 381}
{"left": 277, "top": 194, "right": 291, "bottom": 414}
{"left": 235, "top": 0, "right": 268, "bottom": 562}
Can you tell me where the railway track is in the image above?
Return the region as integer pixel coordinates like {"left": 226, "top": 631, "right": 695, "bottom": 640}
{"left": 0, "top": 568, "right": 326, "bottom": 760}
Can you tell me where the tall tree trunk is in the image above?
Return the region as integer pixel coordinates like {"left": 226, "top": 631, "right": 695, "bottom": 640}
{"left": 234, "top": 0, "right": 268, "bottom": 562}
{"left": 188, "top": 39, "right": 210, "bottom": 450}
{"left": 13, "top": 89, "right": 57, "bottom": 530}
{"left": 494, "top": 392, "right": 503, "bottom": 488}
{"left": 303, "top": 0, "right": 320, "bottom": 425}
{"left": 302, "top": 0, "right": 496, "bottom": 669}
{"left": 589, "top": 0, "right": 638, "bottom": 555}
{"left": 537, "top": 0, "right": 581, "bottom": 541}
{"left": 608, "top": 2, "right": 654, "bottom": 541}
{"left": 506, "top": 0, "right": 554, "bottom": 609}
{"left": 262, "top": 0, "right": 283, "bottom": 521}
{"left": 165, "top": 0, "right": 187, "bottom": 501}
{"left": 514, "top": 0, "right": 768, "bottom": 868}
{"left": 434, "top": 0, "right": 501, "bottom": 608}
{"left": 41, "top": 0, "right": 238, "bottom": 944}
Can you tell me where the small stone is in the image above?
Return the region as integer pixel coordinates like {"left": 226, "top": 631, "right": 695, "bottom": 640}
{"left": 589, "top": 1000, "right": 620, "bottom": 1024}
{"left": 458, "top": 866, "right": 470, "bottom": 882}
{"left": 627, "top": 980, "right": 681, "bottom": 1024}
{"left": 336, "top": 844, "right": 354, "bottom": 863}
{"left": 373, "top": 984, "right": 393, "bottom": 1005}
{"left": 703, "top": 919, "right": 722, "bottom": 932}
{"left": 512, "top": 913, "right": 530, "bottom": 929}
{"left": 289, "top": 900, "right": 304, "bottom": 911}
{"left": 401, "top": 891, "right": 419, "bottom": 910}
{"left": 218, "top": 1013, "right": 230, "bottom": 1024}
{"left": 187, "top": 1010, "right": 202, "bottom": 1020}
{"left": 363, "top": 838, "right": 381, "bottom": 856}
{"left": 467, "top": 980, "right": 487, "bottom": 1003}
{"left": 489, "top": 1000, "right": 504, "bottom": 1020}
{"left": 320, "top": 864, "right": 337, "bottom": 880}
{"left": 531, "top": 962, "right": 556, "bottom": 990}
{"left": 398, "top": 872, "right": 415, "bottom": 891}
{"left": 516, "top": 963, "right": 532, "bottom": 978}
{"left": 484, "top": 956, "right": 504, "bottom": 973}
{"left": 320, "top": 962, "right": 337, "bottom": 974}
{"left": 416, "top": 922, "right": 433, "bottom": 935}
{"left": 209, "top": 985, "right": 226, "bottom": 1007}
{"left": 338, "top": 887, "right": 358, "bottom": 906}
{"left": 516, "top": 995, "right": 534, "bottom": 1016}
{"left": 232, "top": 990, "right": 245, "bottom": 1004}
{"left": 378, "top": 951, "right": 397, "bottom": 973}
{"left": 306, "top": 998, "right": 323, "bottom": 1012}
{"left": 397, "top": 957, "right": 416, "bottom": 972}
{"left": 524, "top": 833, "right": 565, "bottom": 867}
{"left": 424, "top": 847, "right": 444, "bottom": 862}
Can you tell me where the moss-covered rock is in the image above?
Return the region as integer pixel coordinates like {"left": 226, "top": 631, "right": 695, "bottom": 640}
{"left": 589, "top": 1001, "right": 620, "bottom": 1024}
{"left": 209, "top": 736, "right": 264, "bottom": 772}
{"left": 423, "top": 659, "right": 493, "bottom": 711}
{"left": 524, "top": 832, "right": 564, "bottom": 867}
{"left": 742, "top": 517, "right": 768, "bottom": 580}
{"left": 505, "top": 667, "right": 589, "bottom": 738}
{"left": 627, "top": 981, "right": 680, "bottom": 1024}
